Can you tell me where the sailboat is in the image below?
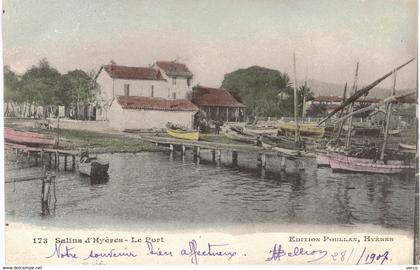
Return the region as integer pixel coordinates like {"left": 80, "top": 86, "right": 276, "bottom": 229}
{"left": 324, "top": 65, "right": 416, "bottom": 174}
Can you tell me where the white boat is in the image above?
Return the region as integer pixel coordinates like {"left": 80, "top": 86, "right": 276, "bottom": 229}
{"left": 79, "top": 152, "right": 109, "bottom": 178}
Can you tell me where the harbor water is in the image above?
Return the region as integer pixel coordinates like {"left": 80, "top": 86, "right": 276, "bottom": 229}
{"left": 5, "top": 151, "right": 416, "bottom": 231}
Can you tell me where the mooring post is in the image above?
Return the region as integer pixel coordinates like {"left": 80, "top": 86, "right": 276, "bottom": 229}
{"left": 216, "top": 150, "right": 221, "bottom": 166}
{"left": 56, "top": 151, "right": 60, "bottom": 170}
{"left": 34, "top": 152, "right": 38, "bottom": 166}
{"left": 257, "top": 153, "right": 262, "bottom": 169}
{"left": 169, "top": 144, "right": 174, "bottom": 152}
{"left": 27, "top": 151, "right": 30, "bottom": 163}
{"left": 211, "top": 150, "right": 216, "bottom": 163}
{"left": 54, "top": 151, "right": 57, "bottom": 169}
{"left": 40, "top": 148, "right": 44, "bottom": 167}
{"left": 280, "top": 157, "right": 286, "bottom": 172}
{"left": 196, "top": 146, "right": 200, "bottom": 158}
{"left": 72, "top": 155, "right": 75, "bottom": 170}
{"left": 181, "top": 144, "right": 186, "bottom": 156}
{"left": 48, "top": 153, "right": 52, "bottom": 166}
{"left": 232, "top": 151, "right": 238, "bottom": 167}
{"left": 64, "top": 154, "right": 67, "bottom": 171}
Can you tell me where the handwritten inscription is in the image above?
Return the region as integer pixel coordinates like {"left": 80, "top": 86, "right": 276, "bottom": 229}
{"left": 180, "top": 239, "right": 237, "bottom": 265}
{"left": 43, "top": 238, "right": 393, "bottom": 265}
{"left": 266, "top": 244, "right": 391, "bottom": 265}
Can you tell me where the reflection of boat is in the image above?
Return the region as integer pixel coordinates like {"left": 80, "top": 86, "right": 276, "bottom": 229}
{"left": 278, "top": 122, "right": 325, "bottom": 138}
{"left": 166, "top": 128, "right": 199, "bottom": 141}
{"left": 4, "top": 128, "right": 55, "bottom": 146}
{"left": 329, "top": 154, "right": 414, "bottom": 174}
{"left": 79, "top": 152, "right": 109, "bottom": 178}
{"left": 398, "top": 143, "right": 416, "bottom": 150}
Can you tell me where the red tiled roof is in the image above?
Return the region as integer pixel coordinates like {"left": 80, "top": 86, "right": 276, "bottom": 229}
{"left": 155, "top": 61, "right": 193, "bottom": 78}
{"left": 103, "top": 65, "right": 165, "bottom": 81}
{"left": 192, "top": 86, "right": 246, "bottom": 108}
{"left": 116, "top": 96, "right": 198, "bottom": 111}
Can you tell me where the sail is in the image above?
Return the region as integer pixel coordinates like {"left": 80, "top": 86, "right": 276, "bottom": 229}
{"left": 318, "top": 57, "right": 416, "bottom": 125}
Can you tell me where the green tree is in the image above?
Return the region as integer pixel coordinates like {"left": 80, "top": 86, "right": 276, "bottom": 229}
{"left": 4, "top": 66, "right": 20, "bottom": 102}
{"left": 19, "top": 58, "right": 62, "bottom": 105}
{"left": 222, "top": 66, "right": 313, "bottom": 117}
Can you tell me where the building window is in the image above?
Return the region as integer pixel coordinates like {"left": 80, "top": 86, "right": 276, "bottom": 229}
{"left": 172, "top": 77, "right": 176, "bottom": 85}
{"left": 151, "top": 85, "right": 154, "bottom": 97}
{"left": 187, "top": 78, "right": 191, "bottom": 87}
{"left": 124, "top": 84, "right": 130, "bottom": 96}
{"left": 172, "top": 92, "right": 176, "bottom": 99}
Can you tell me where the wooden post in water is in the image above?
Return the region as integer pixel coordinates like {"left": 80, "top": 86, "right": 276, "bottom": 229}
{"left": 195, "top": 146, "right": 201, "bottom": 164}
{"left": 54, "top": 151, "right": 57, "bottom": 169}
{"left": 345, "top": 62, "right": 359, "bottom": 151}
{"left": 169, "top": 144, "right": 174, "bottom": 152}
{"left": 56, "top": 152, "right": 60, "bottom": 170}
{"left": 380, "top": 70, "right": 397, "bottom": 161}
{"left": 232, "top": 151, "right": 238, "bottom": 167}
{"left": 216, "top": 150, "right": 221, "bottom": 166}
{"left": 64, "top": 154, "right": 67, "bottom": 171}
{"left": 72, "top": 155, "right": 75, "bottom": 170}
{"left": 181, "top": 144, "right": 186, "bottom": 156}
{"left": 211, "top": 150, "right": 216, "bottom": 163}
{"left": 280, "top": 157, "right": 286, "bottom": 171}
{"left": 40, "top": 148, "right": 44, "bottom": 167}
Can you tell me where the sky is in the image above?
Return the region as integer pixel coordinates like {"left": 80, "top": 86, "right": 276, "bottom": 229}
{"left": 2, "top": 0, "right": 418, "bottom": 90}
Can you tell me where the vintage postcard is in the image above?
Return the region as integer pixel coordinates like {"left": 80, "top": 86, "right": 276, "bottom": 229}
{"left": 1, "top": 0, "right": 419, "bottom": 266}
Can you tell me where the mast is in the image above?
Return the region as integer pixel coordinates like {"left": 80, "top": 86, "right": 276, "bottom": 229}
{"left": 345, "top": 62, "right": 359, "bottom": 151}
{"left": 380, "top": 70, "right": 397, "bottom": 161}
{"left": 293, "top": 53, "right": 299, "bottom": 142}
{"left": 302, "top": 65, "right": 308, "bottom": 118}
{"left": 335, "top": 82, "right": 348, "bottom": 139}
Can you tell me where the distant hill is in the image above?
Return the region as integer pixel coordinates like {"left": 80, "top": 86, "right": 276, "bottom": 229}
{"left": 300, "top": 78, "right": 415, "bottom": 99}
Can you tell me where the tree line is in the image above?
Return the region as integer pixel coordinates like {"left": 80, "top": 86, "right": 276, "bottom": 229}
{"left": 5, "top": 58, "right": 97, "bottom": 106}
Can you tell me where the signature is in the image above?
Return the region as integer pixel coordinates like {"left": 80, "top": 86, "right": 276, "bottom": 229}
{"left": 180, "top": 239, "right": 237, "bottom": 265}
{"left": 266, "top": 244, "right": 390, "bottom": 265}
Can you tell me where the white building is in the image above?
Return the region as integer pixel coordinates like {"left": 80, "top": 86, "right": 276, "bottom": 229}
{"left": 108, "top": 96, "right": 198, "bottom": 131}
{"left": 153, "top": 60, "right": 194, "bottom": 100}
{"left": 95, "top": 61, "right": 194, "bottom": 121}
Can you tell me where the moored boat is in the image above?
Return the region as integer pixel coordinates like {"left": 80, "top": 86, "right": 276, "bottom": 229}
{"left": 329, "top": 154, "right": 414, "bottom": 174}
{"left": 79, "top": 152, "right": 109, "bottom": 178}
{"left": 398, "top": 143, "right": 416, "bottom": 150}
{"left": 166, "top": 127, "right": 199, "bottom": 141}
{"left": 5, "top": 128, "right": 55, "bottom": 146}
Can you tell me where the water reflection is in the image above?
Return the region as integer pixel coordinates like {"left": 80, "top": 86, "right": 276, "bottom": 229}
{"left": 4, "top": 152, "right": 416, "bottom": 231}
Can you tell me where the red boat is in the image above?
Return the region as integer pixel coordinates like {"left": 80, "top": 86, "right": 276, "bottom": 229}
{"left": 4, "top": 128, "right": 56, "bottom": 146}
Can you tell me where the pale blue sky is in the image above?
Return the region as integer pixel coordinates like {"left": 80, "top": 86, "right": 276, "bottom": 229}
{"left": 3, "top": 0, "right": 418, "bottom": 89}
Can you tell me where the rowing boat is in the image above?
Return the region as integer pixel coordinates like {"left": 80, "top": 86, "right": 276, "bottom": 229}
{"left": 4, "top": 128, "right": 56, "bottom": 146}
{"left": 398, "top": 143, "right": 416, "bottom": 150}
{"left": 166, "top": 128, "right": 199, "bottom": 141}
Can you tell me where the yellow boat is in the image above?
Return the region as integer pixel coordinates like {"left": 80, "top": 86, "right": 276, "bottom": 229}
{"left": 279, "top": 122, "right": 325, "bottom": 139}
{"left": 166, "top": 128, "right": 199, "bottom": 141}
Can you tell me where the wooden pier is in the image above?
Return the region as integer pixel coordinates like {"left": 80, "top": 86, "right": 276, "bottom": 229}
{"left": 141, "top": 135, "right": 305, "bottom": 173}
{"left": 6, "top": 166, "right": 57, "bottom": 215}
{"left": 8, "top": 143, "right": 78, "bottom": 171}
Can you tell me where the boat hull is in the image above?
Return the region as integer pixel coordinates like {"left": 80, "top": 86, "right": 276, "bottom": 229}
{"left": 79, "top": 161, "right": 109, "bottom": 178}
{"left": 329, "top": 155, "right": 413, "bottom": 174}
{"left": 5, "top": 128, "right": 55, "bottom": 146}
{"left": 166, "top": 128, "right": 199, "bottom": 141}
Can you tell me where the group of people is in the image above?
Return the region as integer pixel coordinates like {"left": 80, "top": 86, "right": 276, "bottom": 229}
{"left": 194, "top": 111, "right": 224, "bottom": 134}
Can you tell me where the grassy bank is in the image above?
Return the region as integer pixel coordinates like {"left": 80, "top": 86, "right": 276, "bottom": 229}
{"left": 5, "top": 121, "right": 161, "bottom": 152}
